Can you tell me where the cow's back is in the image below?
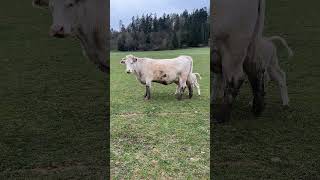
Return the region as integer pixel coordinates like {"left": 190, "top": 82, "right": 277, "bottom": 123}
{"left": 213, "top": 0, "right": 261, "bottom": 41}
{"left": 144, "top": 56, "right": 192, "bottom": 73}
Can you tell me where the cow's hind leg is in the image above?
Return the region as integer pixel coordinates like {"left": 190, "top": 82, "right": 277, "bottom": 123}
{"left": 187, "top": 81, "right": 193, "bottom": 99}
{"left": 215, "top": 76, "right": 244, "bottom": 123}
{"left": 214, "top": 44, "right": 245, "bottom": 123}
{"left": 244, "top": 61, "right": 266, "bottom": 116}
{"left": 177, "top": 78, "right": 187, "bottom": 100}
{"left": 211, "top": 73, "right": 223, "bottom": 102}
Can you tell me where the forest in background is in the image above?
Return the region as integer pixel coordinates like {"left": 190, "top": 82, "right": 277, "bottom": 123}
{"left": 110, "top": 7, "right": 209, "bottom": 51}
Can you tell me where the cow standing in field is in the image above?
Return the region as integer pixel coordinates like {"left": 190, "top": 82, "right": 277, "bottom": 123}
{"left": 212, "top": 0, "right": 266, "bottom": 123}
{"left": 120, "top": 55, "right": 193, "bottom": 100}
{"left": 32, "top": 0, "right": 109, "bottom": 73}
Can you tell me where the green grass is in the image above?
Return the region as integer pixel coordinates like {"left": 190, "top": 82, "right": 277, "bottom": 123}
{"left": 110, "top": 48, "right": 210, "bottom": 179}
{"left": 0, "top": 1, "right": 107, "bottom": 178}
{"left": 212, "top": 0, "right": 320, "bottom": 179}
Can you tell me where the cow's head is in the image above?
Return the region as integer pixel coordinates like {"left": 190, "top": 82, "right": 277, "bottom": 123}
{"left": 33, "top": 0, "right": 86, "bottom": 38}
{"left": 120, "top": 55, "right": 138, "bottom": 74}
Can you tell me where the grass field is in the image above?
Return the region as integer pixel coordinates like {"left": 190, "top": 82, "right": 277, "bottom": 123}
{"left": 110, "top": 48, "right": 210, "bottom": 178}
{"left": 0, "top": 1, "right": 108, "bottom": 178}
{"left": 212, "top": 0, "right": 320, "bottom": 179}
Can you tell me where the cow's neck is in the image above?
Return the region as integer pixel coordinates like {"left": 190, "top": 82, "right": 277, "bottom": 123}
{"left": 76, "top": 27, "right": 109, "bottom": 73}
{"left": 133, "top": 60, "right": 144, "bottom": 79}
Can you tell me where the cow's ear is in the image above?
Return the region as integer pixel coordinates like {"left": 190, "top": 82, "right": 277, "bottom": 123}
{"left": 32, "top": 0, "right": 49, "bottom": 8}
{"left": 120, "top": 60, "right": 125, "bottom": 64}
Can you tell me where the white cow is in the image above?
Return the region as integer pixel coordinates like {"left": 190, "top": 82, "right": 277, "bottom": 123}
{"left": 212, "top": 0, "right": 266, "bottom": 122}
{"left": 32, "top": 0, "right": 109, "bottom": 73}
{"left": 120, "top": 55, "right": 194, "bottom": 100}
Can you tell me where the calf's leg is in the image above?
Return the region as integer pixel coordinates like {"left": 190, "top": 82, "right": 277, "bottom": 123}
{"left": 195, "top": 82, "right": 201, "bottom": 95}
{"left": 269, "top": 66, "right": 289, "bottom": 106}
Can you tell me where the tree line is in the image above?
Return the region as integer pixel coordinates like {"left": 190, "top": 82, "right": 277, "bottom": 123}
{"left": 110, "top": 7, "right": 209, "bottom": 51}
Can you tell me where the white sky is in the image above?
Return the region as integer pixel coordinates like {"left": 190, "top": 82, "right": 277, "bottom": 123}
{"left": 111, "top": 0, "right": 209, "bottom": 30}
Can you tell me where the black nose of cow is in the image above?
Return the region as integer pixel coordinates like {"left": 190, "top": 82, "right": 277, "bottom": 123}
{"left": 50, "top": 25, "right": 65, "bottom": 38}
{"left": 126, "top": 71, "right": 131, "bottom": 74}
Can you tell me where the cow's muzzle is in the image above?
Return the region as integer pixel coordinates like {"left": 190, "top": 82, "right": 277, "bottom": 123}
{"left": 50, "top": 25, "right": 66, "bottom": 38}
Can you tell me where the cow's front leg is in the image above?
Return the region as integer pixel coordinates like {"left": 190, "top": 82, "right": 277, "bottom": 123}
{"left": 144, "top": 82, "right": 151, "bottom": 100}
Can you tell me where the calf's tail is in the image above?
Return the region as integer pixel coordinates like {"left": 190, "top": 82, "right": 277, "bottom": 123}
{"left": 194, "top": 73, "right": 202, "bottom": 80}
{"left": 268, "top": 36, "right": 294, "bottom": 58}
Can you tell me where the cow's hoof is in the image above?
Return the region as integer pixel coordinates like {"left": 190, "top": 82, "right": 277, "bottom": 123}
{"left": 213, "top": 113, "right": 228, "bottom": 124}
{"left": 144, "top": 97, "right": 150, "bottom": 101}
{"left": 252, "top": 97, "right": 265, "bottom": 116}
{"left": 282, "top": 105, "right": 289, "bottom": 110}
{"left": 189, "top": 94, "right": 193, "bottom": 99}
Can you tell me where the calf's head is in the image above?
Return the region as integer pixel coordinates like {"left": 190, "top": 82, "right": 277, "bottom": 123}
{"left": 120, "top": 55, "right": 138, "bottom": 74}
{"left": 33, "top": 0, "right": 86, "bottom": 38}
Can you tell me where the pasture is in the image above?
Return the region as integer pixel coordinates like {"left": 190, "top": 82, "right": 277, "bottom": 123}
{"left": 0, "top": 1, "right": 107, "bottom": 178}
{"left": 212, "top": 0, "right": 320, "bottom": 178}
{"left": 110, "top": 48, "right": 210, "bottom": 178}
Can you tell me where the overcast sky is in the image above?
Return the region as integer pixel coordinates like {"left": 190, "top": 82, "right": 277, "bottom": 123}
{"left": 111, "top": 0, "right": 209, "bottom": 30}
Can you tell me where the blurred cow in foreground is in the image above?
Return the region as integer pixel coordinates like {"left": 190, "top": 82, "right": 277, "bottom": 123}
{"left": 32, "top": 0, "right": 109, "bottom": 73}
{"left": 211, "top": 0, "right": 266, "bottom": 123}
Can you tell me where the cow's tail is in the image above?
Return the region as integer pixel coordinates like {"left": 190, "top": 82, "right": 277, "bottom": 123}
{"left": 257, "top": 0, "right": 265, "bottom": 39}
{"left": 194, "top": 73, "right": 202, "bottom": 80}
{"left": 188, "top": 56, "right": 193, "bottom": 77}
{"left": 248, "top": 0, "right": 266, "bottom": 67}
{"left": 268, "top": 36, "right": 294, "bottom": 58}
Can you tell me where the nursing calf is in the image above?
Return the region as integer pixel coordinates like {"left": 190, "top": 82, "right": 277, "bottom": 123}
{"left": 120, "top": 55, "right": 193, "bottom": 100}
{"left": 175, "top": 73, "right": 202, "bottom": 96}
{"left": 254, "top": 36, "right": 293, "bottom": 106}
{"left": 213, "top": 36, "right": 293, "bottom": 107}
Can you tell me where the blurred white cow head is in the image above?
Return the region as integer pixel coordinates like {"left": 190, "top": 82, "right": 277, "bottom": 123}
{"left": 120, "top": 55, "right": 138, "bottom": 74}
{"left": 33, "top": 0, "right": 86, "bottom": 38}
